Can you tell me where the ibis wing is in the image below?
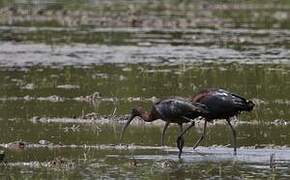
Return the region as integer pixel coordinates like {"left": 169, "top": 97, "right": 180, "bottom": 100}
{"left": 154, "top": 98, "right": 205, "bottom": 120}
{"left": 194, "top": 89, "right": 251, "bottom": 118}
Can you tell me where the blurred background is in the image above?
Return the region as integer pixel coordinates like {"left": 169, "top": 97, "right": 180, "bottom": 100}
{"left": 0, "top": 0, "right": 290, "bottom": 179}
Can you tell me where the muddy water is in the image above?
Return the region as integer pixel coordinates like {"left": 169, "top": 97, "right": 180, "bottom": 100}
{"left": 0, "top": 61, "right": 290, "bottom": 178}
{"left": 1, "top": 0, "right": 290, "bottom": 179}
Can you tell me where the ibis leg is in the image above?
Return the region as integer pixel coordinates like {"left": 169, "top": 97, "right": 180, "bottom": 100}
{"left": 178, "top": 120, "right": 195, "bottom": 138}
{"left": 193, "top": 120, "right": 207, "bottom": 149}
{"left": 177, "top": 123, "right": 184, "bottom": 158}
{"left": 226, "top": 118, "right": 237, "bottom": 155}
{"left": 161, "top": 121, "right": 170, "bottom": 146}
{"left": 176, "top": 121, "right": 195, "bottom": 158}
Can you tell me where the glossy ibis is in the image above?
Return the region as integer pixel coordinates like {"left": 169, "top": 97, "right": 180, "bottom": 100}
{"left": 120, "top": 97, "right": 209, "bottom": 158}
{"left": 184, "top": 88, "right": 255, "bottom": 155}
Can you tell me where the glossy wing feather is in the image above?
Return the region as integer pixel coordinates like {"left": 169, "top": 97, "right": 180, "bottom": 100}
{"left": 192, "top": 88, "right": 253, "bottom": 119}
{"left": 154, "top": 98, "right": 205, "bottom": 122}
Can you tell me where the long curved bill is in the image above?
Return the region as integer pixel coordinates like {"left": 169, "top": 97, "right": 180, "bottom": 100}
{"left": 120, "top": 115, "right": 135, "bottom": 141}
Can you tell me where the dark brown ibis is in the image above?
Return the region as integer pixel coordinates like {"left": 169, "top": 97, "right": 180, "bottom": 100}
{"left": 180, "top": 88, "right": 255, "bottom": 155}
{"left": 120, "top": 97, "right": 209, "bottom": 158}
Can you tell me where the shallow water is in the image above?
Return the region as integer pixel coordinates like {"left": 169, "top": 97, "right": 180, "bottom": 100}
{"left": 1, "top": 0, "right": 290, "bottom": 179}
{"left": 1, "top": 145, "right": 290, "bottom": 179}
{"left": 0, "top": 57, "right": 289, "bottom": 178}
